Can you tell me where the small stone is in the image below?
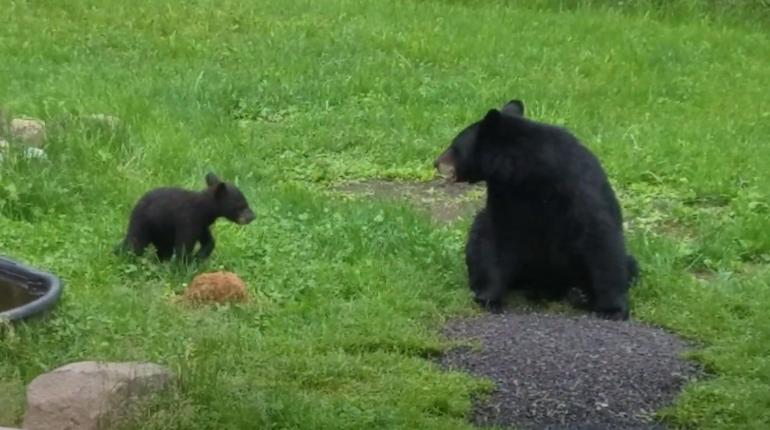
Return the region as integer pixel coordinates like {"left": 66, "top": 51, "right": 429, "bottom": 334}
{"left": 84, "top": 113, "right": 121, "bottom": 129}
{"left": 10, "top": 118, "right": 46, "bottom": 148}
{"left": 0, "top": 138, "right": 8, "bottom": 163}
{"left": 23, "top": 361, "right": 174, "bottom": 430}
{"left": 0, "top": 107, "right": 9, "bottom": 133}
{"left": 182, "top": 271, "right": 249, "bottom": 305}
{"left": 22, "top": 147, "right": 47, "bottom": 160}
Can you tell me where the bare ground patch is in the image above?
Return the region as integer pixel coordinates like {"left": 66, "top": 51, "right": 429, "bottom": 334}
{"left": 332, "top": 179, "right": 485, "bottom": 222}
{"left": 439, "top": 311, "right": 702, "bottom": 430}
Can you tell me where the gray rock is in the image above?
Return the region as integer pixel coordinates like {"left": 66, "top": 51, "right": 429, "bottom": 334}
{"left": 9, "top": 118, "right": 46, "bottom": 148}
{"left": 23, "top": 361, "right": 173, "bottom": 430}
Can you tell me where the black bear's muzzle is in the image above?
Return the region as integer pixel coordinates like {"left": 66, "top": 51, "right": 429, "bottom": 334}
{"left": 434, "top": 150, "right": 457, "bottom": 182}
{"left": 238, "top": 209, "right": 256, "bottom": 225}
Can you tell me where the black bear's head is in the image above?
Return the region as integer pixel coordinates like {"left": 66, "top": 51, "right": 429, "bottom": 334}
{"left": 205, "top": 172, "right": 256, "bottom": 225}
{"left": 434, "top": 100, "right": 526, "bottom": 184}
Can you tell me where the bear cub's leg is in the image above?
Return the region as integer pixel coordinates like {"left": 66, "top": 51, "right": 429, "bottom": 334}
{"left": 196, "top": 227, "right": 216, "bottom": 259}
{"left": 115, "top": 220, "right": 151, "bottom": 256}
{"left": 172, "top": 225, "right": 202, "bottom": 262}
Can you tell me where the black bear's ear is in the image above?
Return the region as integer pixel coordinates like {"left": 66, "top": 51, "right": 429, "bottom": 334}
{"left": 205, "top": 172, "right": 221, "bottom": 187}
{"left": 501, "top": 100, "right": 524, "bottom": 117}
{"left": 480, "top": 109, "right": 502, "bottom": 132}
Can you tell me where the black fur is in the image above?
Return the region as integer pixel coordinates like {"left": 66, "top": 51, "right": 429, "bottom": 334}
{"left": 435, "top": 100, "right": 638, "bottom": 320}
{"left": 116, "top": 173, "right": 255, "bottom": 262}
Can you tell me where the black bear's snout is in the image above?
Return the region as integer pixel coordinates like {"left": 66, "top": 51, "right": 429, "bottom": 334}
{"left": 434, "top": 150, "right": 457, "bottom": 181}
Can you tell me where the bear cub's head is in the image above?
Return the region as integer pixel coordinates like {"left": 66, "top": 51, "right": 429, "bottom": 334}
{"left": 434, "top": 99, "right": 525, "bottom": 184}
{"left": 205, "top": 172, "right": 256, "bottom": 225}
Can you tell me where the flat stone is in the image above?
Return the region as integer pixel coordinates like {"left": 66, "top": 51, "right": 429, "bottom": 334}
{"left": 23, "top": 361, "right": 173, "bottom": 430}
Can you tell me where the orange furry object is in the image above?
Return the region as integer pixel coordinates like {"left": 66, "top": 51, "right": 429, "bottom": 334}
{"left": 182, "top": 271, "right": 249, "bottom": 305}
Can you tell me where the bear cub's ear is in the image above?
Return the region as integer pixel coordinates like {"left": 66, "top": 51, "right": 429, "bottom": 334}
{"left": 214, "top": 183, "right": 227, "bottom": 199}
{"left": 205, "top": 172, "right": 227, "bottom": 198}
{"left": 501, "top": 99, "right": 525, "bottom": 117}
{"left": 205, "top": 172, "right": 221, "bottom": 187}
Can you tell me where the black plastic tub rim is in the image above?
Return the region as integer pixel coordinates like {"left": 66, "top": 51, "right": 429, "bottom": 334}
{"left": 0, "top": 255, "right": 63, "bottom": 322}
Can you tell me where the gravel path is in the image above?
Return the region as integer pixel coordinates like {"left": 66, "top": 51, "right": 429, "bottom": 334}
{"left": 439, "top": 311, "right": 702, "bottom": 429}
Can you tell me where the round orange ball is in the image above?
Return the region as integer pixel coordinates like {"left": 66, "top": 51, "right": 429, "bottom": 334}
{"left": 182, "top": 271, "right": 249, "bottom": 305}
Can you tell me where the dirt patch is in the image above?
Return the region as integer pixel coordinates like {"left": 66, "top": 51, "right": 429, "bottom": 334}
{"left": 439, "top": 311, "right": 702, "bottom": 430}
{"left": 333, "top": 179, "right": 485, "bottom": 222}
{"left": 691, "top": 270, "right": 717, "bottom": 282}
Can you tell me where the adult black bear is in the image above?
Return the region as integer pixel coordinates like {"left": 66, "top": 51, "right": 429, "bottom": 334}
{"left": 116, "top": 173, "right": 255, "bottom": 262}
{"left": 434, "top": 100, "right": 638, "bottom": 320}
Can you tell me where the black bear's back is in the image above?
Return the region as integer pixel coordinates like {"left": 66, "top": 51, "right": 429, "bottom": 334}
{"left": 131, "top": 187, "right": 205, "bottom": 229}
{"left": 522, "top": 121, "right": 624, "bottom": 230}
{"left": 485, "top": 117, "right": 627, "bottom": 289}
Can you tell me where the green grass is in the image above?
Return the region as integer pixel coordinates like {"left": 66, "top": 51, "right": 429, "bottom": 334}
{"left": 1, "top": 0, "right": 769, "bottom": 428}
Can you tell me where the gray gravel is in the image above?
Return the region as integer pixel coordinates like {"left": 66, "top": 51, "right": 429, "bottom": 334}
{"left": 439, "top": 311, "right": 702, "bottom": 430}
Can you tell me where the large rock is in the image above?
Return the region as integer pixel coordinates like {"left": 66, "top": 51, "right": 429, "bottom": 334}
{"left": 9, "top": 118, "right": 46, "bottom": 147}
{"left": 23, "top": 361, "right": 173, "bottom": 430}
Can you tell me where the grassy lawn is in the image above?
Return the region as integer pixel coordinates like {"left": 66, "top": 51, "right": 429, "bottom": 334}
{"left": 1, "top": 0, "right": 768, "bottom": 428}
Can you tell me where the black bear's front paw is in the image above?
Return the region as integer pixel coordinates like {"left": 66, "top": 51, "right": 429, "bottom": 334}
{"left": 473, "top": 296, "right": 504, "bottom": 314}
{"left": 596, "top": 308, "right": 629, "bottom": 321}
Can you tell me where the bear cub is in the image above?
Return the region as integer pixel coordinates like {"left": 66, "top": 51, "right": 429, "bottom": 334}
{"left": 116, "top": 172, "right": 255, "bottom": 262}
{"left": 434, "top": 100, "right": 638, "bottom": 320}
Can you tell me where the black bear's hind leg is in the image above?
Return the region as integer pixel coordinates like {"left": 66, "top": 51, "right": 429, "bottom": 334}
{"left": 155, "top": 244, "right": 174, "bottom": 261}
{"left": 120, "top": 233, "right": 150, "bottom": 257}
